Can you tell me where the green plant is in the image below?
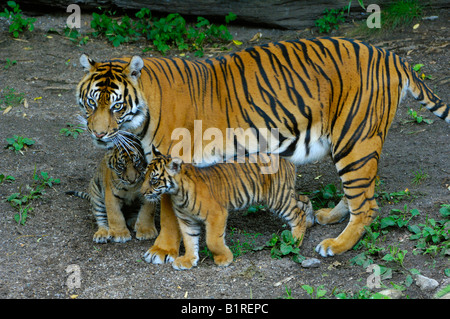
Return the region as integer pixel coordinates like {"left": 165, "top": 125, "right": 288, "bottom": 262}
{"left": 5, "top": 135, "right": 35, "bottom": 153}
{"left": 64, "top": 26, "right": 89, "bottom": 45}
{"left": 381, "top": 0, "right": 423, "bottom": 30}
{"left": 266, "top": 230, "right": 305, "bottom": 263}
{"left": 4, "top": 169, "right": 60, "bottom": 225}
{"left": 315, "top": 6, "right": 347, "bottom": 33}
{"left": 4, "top": 58, "right": 17, "bottom": 69}
{"left": 304, "top": 183, "right": 343, "bottom": 210}
{"left": 228, "top": 227, "right": 262, "bottom": 257}
{"left": 407, "top": 108, "right": 434, "bottom": 125}
{"left": 380, "top": 205, "right": 420, "bottom": 230}
{"left": 408, "top": 207, "right": 449, "bottom": 256}
{"left": 411, "top": 169, "right": 429, "bottom": 186}
{"left": 335, "top": 288, "right": 390, "bottom": 299}
{"left": 382, "top": 245, "right": 408, "bottom": 268}
{"left": 0, "top": 1, "right": 36, "bottom": 38}
{"left": 60, "top": 123, "right": 85, "bottom": 139}
{"left": 0, "top": 174, "right": 15, "bottom": 184}
{"left": 0, "top": 87, "right": 25, "bottom": 108}
{"left": 90, "top": 10, "right": 138, "bottom": 47}
{"left": 301, "top": 285, "right": 328, "bottom": 299}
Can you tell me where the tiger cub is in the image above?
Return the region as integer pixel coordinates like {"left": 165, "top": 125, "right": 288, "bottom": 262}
{"left": 141, "top": 146, "right": 314, "bottom": 270}
{"left": 67, "top": 135, "right": 157, "bottom": 243}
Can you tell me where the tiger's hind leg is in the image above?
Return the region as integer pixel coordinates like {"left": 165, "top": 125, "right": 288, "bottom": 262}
{"left": 315, "top": 142, "right": 381, "bottom": 257}
{"left": 273, "top": 194, "right": 311, "bottom": 246}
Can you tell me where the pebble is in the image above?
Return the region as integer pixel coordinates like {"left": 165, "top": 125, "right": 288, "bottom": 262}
{"left": 378, "top": 289, "right": 403, "bottom": 299}
{"left": 301, "top": 258, "right": 321, "bottom": 268}
{"left": 415, "top": 274, "right": 439, "bottom": 291}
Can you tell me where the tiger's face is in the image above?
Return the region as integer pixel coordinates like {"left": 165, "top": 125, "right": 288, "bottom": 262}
{"left": 108, "top": 143, "right": 147, "bottom": 186}
{"left": 141, "top": 149, "right": 182, "bottom": 202}
{"left": 76, "top": 54, "right": 147, "bottom": 148}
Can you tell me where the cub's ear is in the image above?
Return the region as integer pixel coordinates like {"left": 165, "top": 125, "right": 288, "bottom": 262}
{"left": 126, "top": 56, "right": 144, "bottom": 80}
{"left": 166, "top": 158, "right": 182, "bottom": 176}
{"left": 80, "top": 53, "right": 96, "bottom": 72}
{"left": 152, "top": 145, "right": 162, "bottom": 157}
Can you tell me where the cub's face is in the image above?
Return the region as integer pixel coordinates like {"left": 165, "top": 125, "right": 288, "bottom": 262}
{"left": 141, "top": 156, "right": 182, "bottom": 202}
{"left": 108, "top": 147, "right": 147, "bottom": 185}
{"left": 76, "top": 54, "right": 147, "bottom": 149}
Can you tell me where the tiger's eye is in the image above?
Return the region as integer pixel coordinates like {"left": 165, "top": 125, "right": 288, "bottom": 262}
{"left": 87, "top": 98, "right": 96, "bottom": 107}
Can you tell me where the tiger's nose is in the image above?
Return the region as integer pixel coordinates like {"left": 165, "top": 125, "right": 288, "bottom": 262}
{"left": 94, "top": 132, "right": 106, "bottom": 138}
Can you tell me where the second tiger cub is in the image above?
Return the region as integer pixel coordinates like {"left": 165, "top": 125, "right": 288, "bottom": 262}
{"left": 141, "top": 147, "right": 314, "bottom": 270}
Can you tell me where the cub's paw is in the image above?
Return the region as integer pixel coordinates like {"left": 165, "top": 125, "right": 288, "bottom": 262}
{"left": 108, "top": 228, "right": 132, "bottom": 243}
{"left": 172, "top": 255, "right": 198, "bottom": 270}
{"left": 93, "top": 228, "right": 109, "bottom": 243}
{"left": 213, "top": 253, "right": 233, "bottom": 267}
{"left": 143, "top": 246, "right": 177, "bottom": 264}
{"left": 135, "top": 225, "right": 158, "bottom": 241}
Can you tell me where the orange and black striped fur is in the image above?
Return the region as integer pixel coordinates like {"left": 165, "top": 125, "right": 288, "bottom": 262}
{"left": 141, "top": 147, "right": 314, "bottom": 269}
{"left": 77, "top": 37, "right": 448, "bottom": 260}
{"left": 67, "top": 134, "right": 157, "bottom": 243}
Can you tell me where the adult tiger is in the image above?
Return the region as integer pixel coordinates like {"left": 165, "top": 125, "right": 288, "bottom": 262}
{"left": 76, "top": 37, "right": 449, "bottom": 261}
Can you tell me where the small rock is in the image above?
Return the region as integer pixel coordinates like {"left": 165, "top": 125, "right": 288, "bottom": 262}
{"left": 415, "top": 274, "right": 439, "bottom": 291}
{"left": 301, "top": 258, "right": 321, "bottom": 268}
{"left": 422, "top": 16, "right": 438, "bottom": 21}
{"left": 378, "top": 289, "right": 403, "bottom": 299}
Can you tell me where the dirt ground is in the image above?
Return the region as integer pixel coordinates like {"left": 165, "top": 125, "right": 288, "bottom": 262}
{"left": 0, "top": 8, "right": 449, "bottom": 302}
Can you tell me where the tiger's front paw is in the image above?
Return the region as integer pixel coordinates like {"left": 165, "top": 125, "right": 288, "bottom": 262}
{"left": 213, "top": 252, "right": 233, "bottom": 267}
{"left": 143, "top": 246, "right": 177, "bottom": 264}
{"left": 315, "top": 238, "right": 350, "bottom": 257}
{"left": 135, "top": 225, "right": 158, "bottom": 241}
{"left": 172, "top": 255, "right": 198, "bottom": 270}
{"left": 108, "top": 228, "right": 132, "bottom": 243}
{"left": 93, "top": 227, "right": 109, "bottom": 243}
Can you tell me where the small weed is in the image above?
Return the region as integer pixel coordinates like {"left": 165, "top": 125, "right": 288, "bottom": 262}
{"left": 381, "top": 0, "right": 423, "bottom": 30}
{"left": 4, "top": 168, "right": 60, "bottom": 225}
{"left": 315, "top": 6, "right": 347, "bottom": 33}
{"left": 407, "top": 108, "right": 434, "bottom": 125}
{"left": 201, "top": 227, "right": 262, "bottom": 259}
{"left": 0, "top": 1, "right": 36, "bottom": 38}
{"left": 408, "top": 206, "right": 449, "bottom": 256}
{"left": 382, "top": 245, "right": 408, "bottom": 268}
{"left": 301, "top": 284, "right": 328, "bottom": 299}
{"left": 5, "top": 135, "right": 35, "bottom": 153}
{"left": 4, "top": 58, "right": 17, "bottom": 69}
{"left": 335, "top": 288, "right": 389, "bottom": 299}
{"left": 0, "top": 174, "right": 15, "bottom": 184}
{"left": 228, "top": 227, "right": 262, "bottom": 258}
{"left": 303, "top": 183, "right": 343, "bottom": 210}
{"left": 411, "top": 169, "right": 429, "bottom": 186}
{"left": 266, "top": 230, "right": 305, "bottom": 263}
{"left": 64, "top": 26, "right": 89, "bottom": 45}
{"left": 60, "top": 123, "right": 85, "bottom": 139}
{"left": 0, "top": 87, "right": 25, "bottom": 108}
{"left": 380, "top": 205, "right": 420, "bottom": 230}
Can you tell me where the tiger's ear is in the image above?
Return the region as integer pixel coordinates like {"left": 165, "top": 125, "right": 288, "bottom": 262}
{"left": 152, "top": 145, "right": 162, "bottom": 157}
{"left": 125, "top": 56, "right": 144, "bottom": 80}
{"left": 80, "top": 53, "right": 96, "bottom": 72}
{"left": 166, "top": 158, "right": 182, "bottom": 176}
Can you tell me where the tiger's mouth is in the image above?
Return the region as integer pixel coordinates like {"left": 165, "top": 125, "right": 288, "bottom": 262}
{"left": 143, "top": 193, "right": 161, "bottom": 202}
{"left": 92, "top": 136, "right": 114, "bottom": 149}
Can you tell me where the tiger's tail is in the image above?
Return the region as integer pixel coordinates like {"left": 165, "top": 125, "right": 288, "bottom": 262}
{"left": 66, "top": 190, "right": 91, "bottom": 201}
{"left": 404, "top": 63, "right": 449, "bottom": 123}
